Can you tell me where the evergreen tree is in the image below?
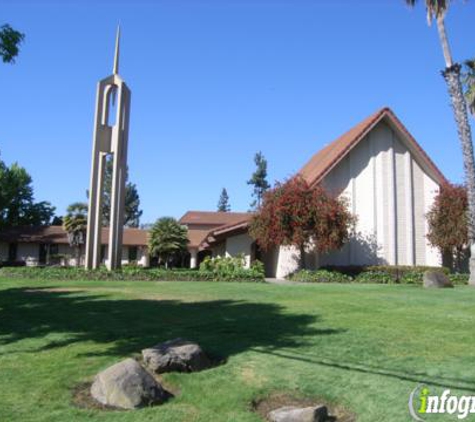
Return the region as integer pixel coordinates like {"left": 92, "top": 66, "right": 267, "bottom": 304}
{"left": 0, "top": 152, "right": 55, "bottom": 229}
{"left": 0, "top": 24, "right": 24, "bottom": 64}
{"left": 100, "top": 157, "right": 143, "bottom": 227}
{"left": 247, "top": 151, "right": 270, "bottom": 209}
{"left": 217, "top": 188, "right": 231, "bottom": 212}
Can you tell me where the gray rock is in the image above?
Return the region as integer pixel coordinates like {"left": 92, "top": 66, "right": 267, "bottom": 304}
{"left": 423, "top": 271, "right": 453, "bottom": 288}
{"left": 268, "top": 405, "right": 328, "bottom": 422}
{"left": 142, "top": 338, "right": 211, "bottom": 373}
{"left": 90, "top": 358, "right": 166, "bottom": 409}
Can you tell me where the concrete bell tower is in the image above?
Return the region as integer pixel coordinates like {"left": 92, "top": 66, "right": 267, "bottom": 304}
{"left": 85, "top": 27, "right": 131, "bottom": 271}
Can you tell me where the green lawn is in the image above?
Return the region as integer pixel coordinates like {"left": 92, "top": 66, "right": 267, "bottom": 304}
{"left": 0, "top": 278, "right": 474, "bottom": 422}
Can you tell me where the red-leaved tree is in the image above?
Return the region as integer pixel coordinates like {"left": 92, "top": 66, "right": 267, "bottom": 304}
{"left": 249, "top": 176, "right": 355, "bottom": 269}
{"left": 427, "top": 183, "right": 468, "bottom": 271}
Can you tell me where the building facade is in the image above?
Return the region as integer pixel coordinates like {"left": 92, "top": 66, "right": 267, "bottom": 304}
{"left": 183, "top": 108, "right": 446, "bottom": 278}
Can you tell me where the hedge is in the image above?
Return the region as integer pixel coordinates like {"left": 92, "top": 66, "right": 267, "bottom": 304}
{"left": 289, "top": 265, "right": 468, "bottom": 286}
{"left": 0, "top": 266, "right": 265, "bottom": 283}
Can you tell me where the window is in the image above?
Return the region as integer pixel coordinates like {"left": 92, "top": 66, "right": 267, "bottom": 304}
{"left": 128, "top": 246, "right": 138, "bottom": 262}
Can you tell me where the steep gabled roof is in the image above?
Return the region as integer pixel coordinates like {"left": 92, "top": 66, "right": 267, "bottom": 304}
{"left": 180, "top": 211, "right": 253, "bottom": 250}
{"left": 179, "top": 211, "right": 252, "bottom": 227}
{"left": 299, "top": 107, "right": 447, "bottom": 186}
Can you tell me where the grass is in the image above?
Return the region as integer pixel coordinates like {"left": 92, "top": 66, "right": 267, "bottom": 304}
{"left": 0, "top": 277, "right": 474, "bottom": 421}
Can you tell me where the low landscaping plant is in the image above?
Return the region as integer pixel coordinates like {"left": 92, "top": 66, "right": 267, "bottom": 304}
{"left": 0, "top": 264, "right": 265, "bottom": 283}
{"left": 199, "top": 255, "right": 265, "bottom": 281}
{"left": 289, "top": 269, "right": 353, "bottom": 283}
{"left": 288, "top": 265, "right": 468, "bottom": 285}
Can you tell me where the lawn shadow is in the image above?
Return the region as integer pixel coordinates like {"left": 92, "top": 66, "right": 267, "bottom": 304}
{"left": 0, "top": 286, "right": 342, "bottom": 361}
{"left": 252, "top": 349, "right": 475, "bottom": 394}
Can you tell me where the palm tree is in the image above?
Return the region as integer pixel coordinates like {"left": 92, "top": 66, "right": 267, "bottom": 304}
{"left": 406, "top": 0, "right": 475, "bottom": 285}
{"left": 463, "top": 58, "right": 475, "bottom": 115}
{"left": 63, "top": 202, "right": 88, "bottom": 267}
{"left": 148, "top": 217, "right": 189, "bottom": 269}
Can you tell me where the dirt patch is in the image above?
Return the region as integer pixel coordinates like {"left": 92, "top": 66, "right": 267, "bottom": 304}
{"left": 252, "top": 392, "right": 356, "bottom": 422}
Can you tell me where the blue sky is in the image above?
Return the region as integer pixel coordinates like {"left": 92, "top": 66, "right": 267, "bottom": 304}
{"left": 0, "top": 0, "right": 474, "bottom": 224}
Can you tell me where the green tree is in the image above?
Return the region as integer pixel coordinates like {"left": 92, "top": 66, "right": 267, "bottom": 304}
{"left": 100, "top": 156, "right": 143, "bottom": 227}
{"left": 427, "top": 183, "right": 468, "bottom": 271}
{"left": 405, "top": 0, "right": 475, "bottom": 285}
{"left": 0, "top": 153, "right": 55, "bottom": 229}
{"left": 0, "top": 24, "right": 24, "bottom": 63}
{"left": 148, "top": 217, "right": 189, "bottom": 269}
{"left": 247, "top": 151, "right": 270, "bottom": 209}
{"left": 62, "top": 202, "right": 88, "bottom": 267}
{"left": 217, "top": 188, "right": 231, "bottom": 212}
{"left": 463, "top": 58, "right": 475, "bottom": 115}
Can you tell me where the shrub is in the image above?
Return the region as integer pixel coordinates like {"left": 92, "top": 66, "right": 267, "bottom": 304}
{"left": 354, "top": 271, "right": 394, "bottom": 284}
{"left": 0, "top": 265, "right": 264, "bottom": 283}
{"left": 448, "top": 273, "right": 469, "bottom": 285}
{"left": 288, "top": 265, "right": 455, "bottom": 285}
{"left": 289, "top": 269, "right": 353, "bottom": 283}
{"left": 198, "top": 255, "right": 265, "bottom": 281}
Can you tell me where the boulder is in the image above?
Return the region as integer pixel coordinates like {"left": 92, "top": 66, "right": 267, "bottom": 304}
{"left": 90, "top": 358, "right": 166, "bottom": 409}
{"left": 268, "top": 405, "right": 328, "bottom": 422}
{"left": 423, "top": 271, "right": 453, "bottom": 288}
{"left": 142, "top": 338, "right": 211, "bottom": 373}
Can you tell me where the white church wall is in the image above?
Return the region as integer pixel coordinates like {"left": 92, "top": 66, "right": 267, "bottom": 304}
{"left": 424, "top": 173, "right": 442, "bottom": 266}
{"left": 225, "top": 233, "right": 253, "bottom": 268}
{"left": 317, "top": 120, "right": 441, "bottom": 267}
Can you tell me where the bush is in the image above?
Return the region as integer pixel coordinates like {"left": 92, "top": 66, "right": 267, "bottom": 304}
{"left": 354, "top": 271, "right": 394, "bottom": 284}
{"left": 289, "top": 269, "right": 353, "bottom": 283}
{"left": 198, "top": 255, "right": 265, "bottom": 281}
{"left": 0, "top": 265, "right": 264, "bottom": 283}
{"left": 288, "top": 265, "right": 456, "bottom": 285}
{"left": 448, "top": 273, "right": 469, "bottom": 285}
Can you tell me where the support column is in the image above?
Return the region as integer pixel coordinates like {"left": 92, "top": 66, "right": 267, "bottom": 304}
{"left": 190, "top": 249, "right": 198, "bottom": 269}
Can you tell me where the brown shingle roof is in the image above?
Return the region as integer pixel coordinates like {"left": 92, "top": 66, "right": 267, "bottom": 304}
{"left": 0, "top": 226, "right": 148, "bottom": 246}
{"left": 179, "top": 211, "right": 252, "bottom": 227}
{"left": 299, "top": 107, "right": 446, "bottom": 186}
{"left": 187, "top": 229, "right": 213, "bottom": 249}
{"left": 180, "top": 212, "right": 253, "bottom": 250}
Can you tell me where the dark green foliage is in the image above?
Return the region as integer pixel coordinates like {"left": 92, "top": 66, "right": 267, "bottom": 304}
{"left": 287, "top": 265, "right": 466, "bottom": 285}
{"left": 148, "top": 217, "right": 189, "bottom": 268}
{"left": 0, "top": 24, "right": 24, "bottom": 63}
{"left": 217, "top": 188, "right": 231, "bottom": 212}
{"left": 354, "top": 271, "right": 395, "bottom": 284}
{"left": 0, "top": 153, "right": 55, "bottom": 229}
{"left": 101, "top": 156, "right": 143, "bottom": 227}
{"left": 62, "top": 203, "right": 87, "bottom": 267}
{"left": 289, "top": 269, "right": 352, "bottom": 283}
{"left": 0, "top": 265, "right": 264, "bottom": 282}
{"left": 247, "top": 151, "right": 270, "bottom": 209}
{"left": 199, "top": 255, "right": 265, "bottom": 281}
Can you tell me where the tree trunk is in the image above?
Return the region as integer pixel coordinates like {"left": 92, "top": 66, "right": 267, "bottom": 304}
{"left": 442, "top": 65, "right": 475, "bottom": 285}
{"left": 299, "top": 244, "right": 306, "bottom": 270}
{"left": 436, "top": 17, "right": 453, "bottom": 68}
{"left": 76, "top": 246, "right": 81, "bottom": 268}
{"left": 436, "top": 17, "right": 475, "bottom": 286}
